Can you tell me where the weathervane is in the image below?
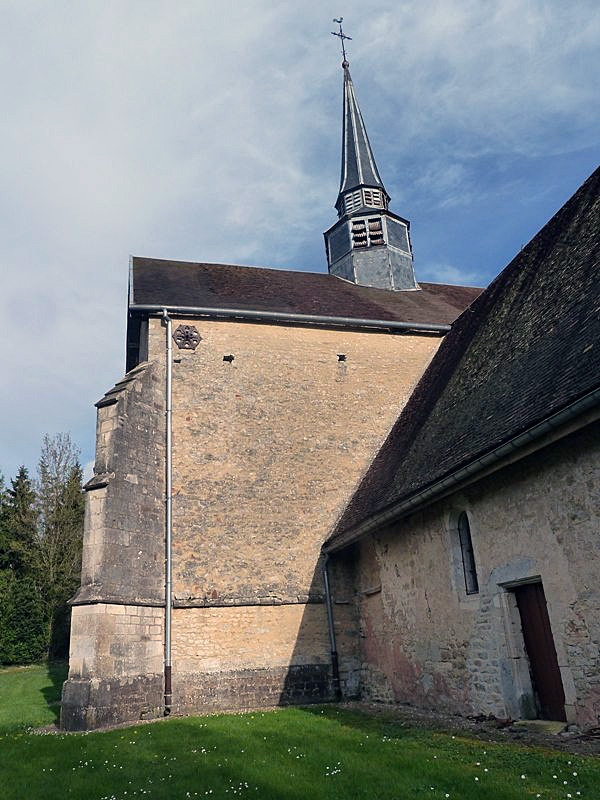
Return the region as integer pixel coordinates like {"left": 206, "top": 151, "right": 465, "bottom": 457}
{"left": 331, "top": 17, "right": 351, "bottom": 65}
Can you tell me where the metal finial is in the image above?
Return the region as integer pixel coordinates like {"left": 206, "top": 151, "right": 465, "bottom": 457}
{"left": 331, "top": 17, "right": 351, "bottom": 66}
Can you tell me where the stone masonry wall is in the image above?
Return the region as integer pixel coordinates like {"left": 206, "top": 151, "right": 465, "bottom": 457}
{"left": 63, "top": 317, "right": 442, "bottom": 729}
{"left": 62, "top": 603, "right": 164, "bottom": 729}
{"left": 74, "top": 362, "right": 165, "bottom": 605}
{"left": 62, "top": 362, "right": 166, "bottom": 730}
{"left": 171, "top": 603, "right": 346, "bottom": 712}
{"left": 147, "top": 318, "right": 440, "bottom": 602}
{"left": 346, "top": 421, "right": 600, "bottom": 727}
{"left": 145, "top": 318, "right": 442, "bottom": 714}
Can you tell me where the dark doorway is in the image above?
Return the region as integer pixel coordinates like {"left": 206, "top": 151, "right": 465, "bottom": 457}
{"left": 513, "top": 582, "right": 566, "bottom": 721}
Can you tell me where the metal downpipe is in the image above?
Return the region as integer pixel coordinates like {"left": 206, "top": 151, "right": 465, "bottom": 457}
{"left": 322, "top": 555, "right": 342, "bottom": 699}
{"left": 162, "top": 309, "right": 173, "bottom": 715}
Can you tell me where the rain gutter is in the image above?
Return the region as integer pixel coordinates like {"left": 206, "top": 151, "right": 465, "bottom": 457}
{"left": 325, "top": 384, "right": 600, "bottom": 554}
{"left": 129, "top": 304, "right": 451, "bottom": 334}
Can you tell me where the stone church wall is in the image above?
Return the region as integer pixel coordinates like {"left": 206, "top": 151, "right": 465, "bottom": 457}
{"left": 171, "top": 604, "right": 332, "bottom": 710}
{"left": 344, "top": 420, "right": 600, "bottom": 727}
{"left": 145, "top": 317, "right": 440, "bottom": 718}
{"left": 64, "top": 317, "right": 442, "bottom": 728}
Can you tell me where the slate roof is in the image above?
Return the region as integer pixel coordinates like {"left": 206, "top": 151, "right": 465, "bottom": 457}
{"left": 328, "top": 166, "right": 600, "bottom": 547}
{"left": 129, "top": 258, "right": 480, "bottom": 326}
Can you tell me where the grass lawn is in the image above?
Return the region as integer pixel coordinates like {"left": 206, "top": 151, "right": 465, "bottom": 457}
{"left": 0, "top": 662, "right": 67, "bottom": 730}
{"left": 0, "top": 667, "right": 599, "bottom": 800}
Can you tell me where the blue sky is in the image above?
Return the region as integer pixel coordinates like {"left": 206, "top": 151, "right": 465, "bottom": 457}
{"left": 1, "top": 0, "right": 599, "bottom": 480}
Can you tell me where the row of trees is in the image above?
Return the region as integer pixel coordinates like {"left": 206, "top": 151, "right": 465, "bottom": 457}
{"left": 0, "top": 434, "right": 85, "bottom": 664}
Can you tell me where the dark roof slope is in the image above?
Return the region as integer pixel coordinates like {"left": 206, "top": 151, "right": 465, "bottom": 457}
{"left": 129, "top": 258, "right": 480, "bottom": 326}
{"left": 330, "top": 166, "right": 600, "bottom": 544}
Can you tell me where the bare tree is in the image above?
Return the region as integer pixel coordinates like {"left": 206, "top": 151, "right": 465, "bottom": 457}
{"left": 36, "top": 433, "right": 85, "bottom": 658}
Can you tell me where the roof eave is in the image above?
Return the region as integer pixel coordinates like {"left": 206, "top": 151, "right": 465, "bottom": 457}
{"left": 324, "top": 383, "right": 600, "bottom": 553}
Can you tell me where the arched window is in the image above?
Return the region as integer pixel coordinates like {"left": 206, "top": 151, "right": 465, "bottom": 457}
{"left": 458, "top": 511, "right": 479, "bottom": 595}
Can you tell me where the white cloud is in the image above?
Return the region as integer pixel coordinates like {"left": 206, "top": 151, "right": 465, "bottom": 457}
{"left": 419, "top": 262, "right": 482, "bottom": 287}
{"left": 0, "top": 0, "right": 598, "bottom": 477}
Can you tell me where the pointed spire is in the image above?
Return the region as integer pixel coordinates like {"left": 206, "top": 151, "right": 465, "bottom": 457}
{"left": 337, "top": 62, "right": 389, "bottom": 213}
{"left": 324, "top": 24, "right": 418, "bottom": 292}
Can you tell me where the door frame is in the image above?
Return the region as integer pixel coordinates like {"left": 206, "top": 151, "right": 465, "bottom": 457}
{"left": 499, "top": 576, "right": 567, "bottom": 721}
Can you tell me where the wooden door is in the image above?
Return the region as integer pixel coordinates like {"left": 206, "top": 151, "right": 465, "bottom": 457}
{"left": 513, "top": 582, "right": 566, "bottom": 721}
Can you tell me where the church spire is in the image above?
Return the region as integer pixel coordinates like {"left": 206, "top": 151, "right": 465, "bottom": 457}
{"left": 336, "top": 61, "right": 390, "bottom": 216}
{"left": 324, "top": 21, "right": 418, "bottom": 292}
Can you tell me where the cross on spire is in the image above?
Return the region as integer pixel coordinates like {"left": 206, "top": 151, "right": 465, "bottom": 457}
{"left": 331, "top": 17, "right": 351, "bottom": 64}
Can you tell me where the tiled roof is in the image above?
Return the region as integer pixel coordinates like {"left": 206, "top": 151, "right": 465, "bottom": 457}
{"left": 329, "top": 166, "right": 600, "bottom": 546}
{"left": 129, "top": 258, "right": 481, "bottom": 326}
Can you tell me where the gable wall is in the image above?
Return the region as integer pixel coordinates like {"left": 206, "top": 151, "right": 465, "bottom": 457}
{"left": 148, "top": 318, "right": 441, "bottom": 598}
{"left": 64, "top": 317, "right": 442, "bottom": 728}
{"left": 341, "top": 420, "right": 600, "bottom": 727}
{"left": 146, "top": 317, "right": 441, "bottom": 714}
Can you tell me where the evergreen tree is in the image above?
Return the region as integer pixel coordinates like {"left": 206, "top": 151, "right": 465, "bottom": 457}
{"left": 1, "top": 467, "right": 38, "bottom": 574}
{"left": 0, "top": 468, "right": 45, "bottom": 664}
{"left": 0, "top": 473, "right": 8, "bottom": 569}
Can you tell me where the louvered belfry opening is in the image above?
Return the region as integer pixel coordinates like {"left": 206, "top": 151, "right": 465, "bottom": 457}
{"left": 351, "top": 217, "right": 384, "bottom": 249}
{"left": 368, "top": 217, "right": 384, "bottom": 245}
{"left": 343, "top": 187, "right": 386, "bottom": 215}
{"left": 352, "top": 219, "right": 367, "bottom": 248}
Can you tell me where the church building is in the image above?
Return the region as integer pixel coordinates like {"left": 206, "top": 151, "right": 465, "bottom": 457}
{"left": 326, "top": 166, "right": 600, "bottom": 727}
{"left": 61, "top": 49, "right": 600, "bottom": 731}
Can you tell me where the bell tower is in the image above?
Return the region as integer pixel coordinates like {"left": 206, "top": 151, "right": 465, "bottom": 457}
{"left": 324, "top": 21, "right": 418, "bottom": 291}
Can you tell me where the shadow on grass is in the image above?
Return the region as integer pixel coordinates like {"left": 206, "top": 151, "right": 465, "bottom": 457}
{"left": 40, "top": 661, "right": 68, "bottom": 724}
{"left": 300, "top": 703, "right": 444, "bottom": 743}
{"left": 153, "top": 709, "right": 378, "bottom": 800}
